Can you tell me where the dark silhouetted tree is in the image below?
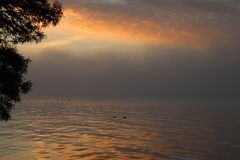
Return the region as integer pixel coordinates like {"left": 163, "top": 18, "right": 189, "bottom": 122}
{"left": 0, "top": 0, "right": 63, "bottom": 120}
{"left": 0, "top": 47, "right": 32, "bottom": 120}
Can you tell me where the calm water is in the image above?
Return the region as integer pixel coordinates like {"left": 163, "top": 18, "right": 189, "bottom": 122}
{"left": 0, "top": 100, "right": 240, "bottom": 160}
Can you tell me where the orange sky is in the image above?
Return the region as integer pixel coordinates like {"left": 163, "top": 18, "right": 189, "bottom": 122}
{"left": 20, "top": 0, "right": 240, "bottom": 56}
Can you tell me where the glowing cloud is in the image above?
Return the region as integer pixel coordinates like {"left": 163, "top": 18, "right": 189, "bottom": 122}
{"left": 59, "top": 0, "right": 240, "bottom": 48}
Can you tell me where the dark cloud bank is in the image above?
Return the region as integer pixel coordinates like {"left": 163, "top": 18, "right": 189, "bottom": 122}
{"left": 27, "top": 46, "right": 240, "bottom": 105}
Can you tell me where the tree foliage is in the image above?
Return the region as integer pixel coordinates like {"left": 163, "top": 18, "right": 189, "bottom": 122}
{"left": 0, "top": 0, "right": 62, "bottom": 45}
{"left": 0, "top": 47, "right": 31, "bottom": 120}
{"left": 0, "top": 0, "right": 63, "bottom": 120}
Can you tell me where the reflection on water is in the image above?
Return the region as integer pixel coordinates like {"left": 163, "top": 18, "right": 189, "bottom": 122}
{"left": 0, "top": 100, "right": 240, "bottom": 160}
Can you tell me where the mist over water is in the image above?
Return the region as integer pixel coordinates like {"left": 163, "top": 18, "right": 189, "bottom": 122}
{"left": 1, "top": 0, "right": 240, "bottom": 159}
{"left": 0, "top": 100, "right": 239, "bottom": 160}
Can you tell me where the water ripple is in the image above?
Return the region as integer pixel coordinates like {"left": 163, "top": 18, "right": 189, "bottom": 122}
{"left": 0, "top": 100, "right": 240, "bottom": 160}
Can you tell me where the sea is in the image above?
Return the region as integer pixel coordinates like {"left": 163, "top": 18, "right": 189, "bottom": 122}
{"left": 0, "top": 100, "right": 239, "bottom": 160}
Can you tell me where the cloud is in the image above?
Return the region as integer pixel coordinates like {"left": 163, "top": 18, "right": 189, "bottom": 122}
{"left": 59, "top": 0, "right": 240, "bottom": 48}
{"left": 26, "top": 45, "right": 240, "bottom": 104}
{"left": 19, "top": 0, "right": 240, "bottom": 105}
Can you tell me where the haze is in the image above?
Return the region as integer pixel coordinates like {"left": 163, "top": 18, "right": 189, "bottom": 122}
{"left": 19, "top": 0, "right": 240, "bottom": 105}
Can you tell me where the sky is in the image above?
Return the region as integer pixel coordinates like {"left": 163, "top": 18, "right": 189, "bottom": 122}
{"left": 19, "top": 0, "right": 240, "bottom": 104}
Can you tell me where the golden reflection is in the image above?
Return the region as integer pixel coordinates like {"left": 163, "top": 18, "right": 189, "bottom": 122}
{"left": 30, "top": 115, "right": 163, "bottom": 160}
